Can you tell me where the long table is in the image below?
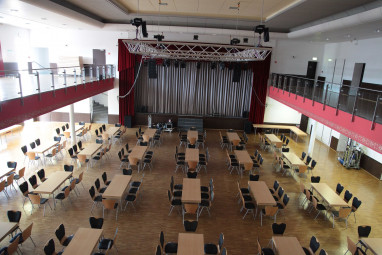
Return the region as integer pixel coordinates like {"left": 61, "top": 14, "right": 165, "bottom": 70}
{"left": 33, "top": 171, "right": 72, "bottom": 208}
{"left": 272, "top": 236, "right": 305, "bottom": 255}
{"left": 265, "top": 134, "right": 283, "bottom": 149}
{"left": 182, "top": 178, "right": 201, "bottom": 204}
{"left": 234, "top": 150, "right": 253, "bottom": 175}
{"left": 31, "top": 141, "right": 59, "bottom": 165}
{"left": 310, "top": 183, "right": 349, "bottom": 207}
{"left": 185, "top": 148, "right": 199, "bottom": 163}
{"left": 0, "top": 168, "right": 17, "bottom": 179}
{"left": 62, "top": 228, "right": 103, "bottom": 255}
{"left": 0, "top": 222, "right": 18, "bottom": 242}
{"left": 128, "top": 146, "right": 147, "bottom": 160}
{"left": 253, "top": 124, "right": 307, "bottom": 142}
{"left": 248, "top": 181, "right": 276, "bottom": 219}
{"left": 360, "top": 238, "right": 382, "bottom": 255}
{"left": 102, "top": 174, "right": 132, "bottom": 207}
{"left": 282, "top": 152, "right": 307, "bottom": 174}
{"left": 77, "top": 143, "right": 103, "bottom": 158}
{"left": 143, "top": 128, "right": 156, "bottom": 139}
{"left": 178, "top": 233, "right": 204, "bottom": 255}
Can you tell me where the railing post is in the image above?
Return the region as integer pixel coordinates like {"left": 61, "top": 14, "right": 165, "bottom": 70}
{"left": 323, "top": 84, "right": 329, "bottom": 110}
{"left": 51, "top": 70, "right": 55, "bottom": 97}
{"left": 35, "top": 71, "right": 41, "bottom": 101}
{"left": 63, "top": 69, "right": 67, "bottom": 95}
{"left": 17, "top": 73, "right": 24, "bottom": 105}
{"left": 303, "top": 80, "right": 308, "bottom": 103}
{"left": 82, "top": 67, "right": 85, "bottom": 85}
{"left": 96, "top": 66, "right": 100, "bottom": 82}
{"left": 288, "top": 77, "right": 293, "bottom": 97}
{"left": 371, "top": 94, "right": 381, "bottom": 130}
{"left": 295, "top": 79, "right": 300, "bottom": 100}
{"left": 90, "top": 66, "right": 93, "bottom": 82}
{"left": 283, "top": 76, "right": 288, "bottom": 94}
{"left": 102, "top": 66, "right": 106, "bottom": 80}
{"left": 336, "top": 85, "right": 342, "bottom": 116}
{"left": 351, "top": 90, "right": 360, "bottom": 122}
{"left": 111, "top": 65, "right": 114, "bottom": 78}
{"left": 73, "top": 68, "right": 77, "bottom": 91}
{"left": 312, "top": 81, "right": 317, "bottom": 106}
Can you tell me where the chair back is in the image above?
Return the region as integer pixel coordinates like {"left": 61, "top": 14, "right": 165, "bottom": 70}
{"left": 306, "top": 156, "right": 312, "bottom": 165}
{"left": 218, "top": 233, "right": 224, "bottom": 250}
{"left": 18, "top": 181, "right": 29, "bottom": 195}
{"left": 7, "top": 173, "right": 15, "bottom": 185}
{"left": 265, "top": 206, "right": 278, "bottom": 216}
{"left": 0, "top": 180, "right": 5, "bottom": 192}
{"left": 64, "top": 165, "right": 74, "bottom": 172}
{"left": 221, "top": 247, "right": 227, "bottom": 255}
{"left": 346, "top": 236, "right": 357, "bottom": 255}
{"left": 55, "top": 224, "right": 66, "bottom": 244}
{"left": 7, "top": 210, "right": 22, "bottom": 223}
{"left": 21, "top": 222, "right": 33, "bottom": 243}
{"left": 311, "top": 176, "right": 321, "bottom": 183}
{"left": 183, "top": 220, "right": 198, "bottom": 232}
{"left": 311, "top": 160, "right": 317, "bottom": 168}
{"left": 89, "top": 217, "right": 104, "bottom": 229}
{"left": 70, "top": 180, "right": 76, "bottom": 192}
{"left": 352, "top": 197, "right": 362, "bottom": 210}
{"left": 319, "top": 249, "right": 328, "bottom": 255}
{"left": 27, "top": 152, "right": 37, "bottom": 160}
{"left": 102, "top": 199, "right": 117, "bottom": 210}
{"left": 309, "top": 236, "right": 320, "bottom": 253}
{"left": 123, "top": 169, "right": 132, "bottom": 175}
{"left": 272, "top": 223, "right": 286, "bottom": 235}
{"left": 344, "top": 190, "right": 353, "bottom": 203}
{"left": 301, "top": 152, "right": 306, "bottom": 160}
{"left": 30, "top": 142, "right": 36, "bottom": 149}
{"left": 21, "top": 145, "right": 28, "bottom": 155}
{"left": 89, "top": 186, "right": 96, "bottom": 199}
{"left": 43, "top": 239, "right": 56, "bottom": 255}
{"left": 7, "top": 235, "right": 20, "bottom": 254}
{"left": 102, "top": 172, "right": 108, "bottom": 183}
{"left": 7, "top": 161, "right": 17, "bottom": 170}
{"left": 187, "top": 171, "right": 198, "bottom": 178}
{"left": 63, "top": 186, "right": 70, "bottom": 198}
{"left": 358, "top": 225, "right": 371, "bottom": 238}
{"left": 336, "top": 183, "right": 344, "bottom": 195}
{"left": 249, "top": 174, "right": 260, "bottom": 181}
{"left": 37, "top": 169, "right": 45, "bottom": 181}
{"left": 28, "top": 193, "right": 41, "bottom": 205}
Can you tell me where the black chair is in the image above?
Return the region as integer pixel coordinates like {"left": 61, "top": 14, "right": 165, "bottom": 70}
{"left": 350, "top": 197, "right": 362, "bottom": 222}
{"left": 356, "top": 225, "right": 371, "bottom": 251}
{"left": 43, "top": 239, "right": 63, "bottom": 255}
{"left": 183, "top": 220, "right": 198, "bottom": 232}
{"left": 21, "top": 146, "right": 28, "bottom": 161}
{"left": 54, "top": 136, "right": 62, "bottom": 142}
{"left": 303, "top": 236, "right": 320, "bottom": 255}
{"left": 140, "top": 141, "right": 148, "bottom": 146}
{"left": 37, "top": 169, "right": 47, "bottom": 182}
{"left": 55, "top": 224, "right": 74, "bottom": 247}
{"left": 30, "top": 142, "right": 36, "bottom": 149}
{"left": 7, "top": 210, "right": 22, "bottom": 224}
{"left": 311, "top": 176, "right": 321, "bottom": 183}
{"left": 168, "top": 190, "right": 182, "bottom": 215}
{"left": 272, "top": 223, "right": 286, "bottom": 235}
{"left": 102, "top": 124, "right": 106, "bottom": 131}
{"left": 78, "top": 141, "right": 84, "bottom": 150}
{"left": 344, "top": 190, "right": 353, "bottom": 203}
{"left": 187, "top": 144, "right": 196, "bottom": 149}
{"left": 301, "top": 151, "right": 306, "bottom": 160}
{"left": 269, "top": 181, "right": 279, "bottom": 194}
{"left": 73, "top": 145, "right": 78, "bottom": 154}
{"left": 273, "top": 187, "right": 284, "bottom": 202}
{"left": 89, "top": 186, "right": 103, "bottom": 213}
{"left": 65, "top": 123, "right": 69, "bottom": 129}
{"left": 102, "top": 172, "right": 111, "bottom": 186}
{"left": 56, "top": 128, "right": 63, "bottom": 137}
{"left": 319, "top": 249, "right": 327, "bottom": 255}
{"left": 28, "top": 175, "right": 38, "bottom": 189}
{"left": 89, "top": 217, "right": 104, "bottom": 229}
{"left": 122, "top": 168, "right": 132, "bottom": 175}
{"left": 35, "top": 138, "right": 41, "bottom": 146}
{"left": 18, "top": 181, "right": 31, "bottom": 207}
{"left": 204, "top": 233, "right": 224, "bottom": 254}
{"left": 336, "top": 183, "right": 344, "bottom": 195}
{"left": 257, "top": 237, "right": 274, "bottom": 255}
{"left": 159, "top": 231, "right": 178, "bottom": 254}
{"left": 187, "top": 171, "right": 198, "bottom": 179}
{"left": 62, "top": 125, "right": 66, "bottom": 132}
{"left": 64, "top": 165, "right": 74, "bottom": 173}
{"left": 95, "top": 179, "right": 107, "bottom": 193}
{"left": 249, "top": 174, "right": 260, "bottom": 181}
{"left": 305, "top": 156, "right": 312, "bottom": 165}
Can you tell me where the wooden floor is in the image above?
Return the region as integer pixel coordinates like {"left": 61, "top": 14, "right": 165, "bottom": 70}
{"left": 0, "top": 121, "right": 381, "bottom": 255}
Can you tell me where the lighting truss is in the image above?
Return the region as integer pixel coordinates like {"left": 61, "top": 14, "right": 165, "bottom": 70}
{"left": 122, "top": 39, "right": 272, "bottom": 62}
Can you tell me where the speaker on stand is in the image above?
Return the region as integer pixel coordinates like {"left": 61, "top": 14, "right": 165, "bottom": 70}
{"left": 124, "top": 115, "right": 132, "bottom": 128}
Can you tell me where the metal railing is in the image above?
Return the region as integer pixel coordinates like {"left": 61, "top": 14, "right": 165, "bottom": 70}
{"left": 270, "top": 73, "right": 382, "bottom": 129}
{"left": 0, "top": 65, "right": 115, "bottom": 103}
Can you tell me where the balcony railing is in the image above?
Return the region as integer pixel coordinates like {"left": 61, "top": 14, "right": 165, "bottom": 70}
{"left": 270, "top": 73, "right": 382, "bottom": 128}
{"left": 0, "top": 65, "right": 115, "bottom": 103}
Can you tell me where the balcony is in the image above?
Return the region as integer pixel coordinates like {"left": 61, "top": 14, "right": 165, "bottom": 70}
{"left": 0, "top": 65, "right": 115, "bottom": 129}
{"left": 269, "top": 73, "right": 382, "bottom": 154}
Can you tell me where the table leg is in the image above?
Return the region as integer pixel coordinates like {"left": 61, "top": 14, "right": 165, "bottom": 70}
{"left": 254, "top": 206, "right": 258, "bottom": 220}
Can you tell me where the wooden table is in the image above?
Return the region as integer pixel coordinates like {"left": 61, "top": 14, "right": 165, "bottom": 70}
{"left": 31, "top": 141, "right": 59, "bottom": 165}
{"left": 0, "top": 168, "right": 17, "bottom": 179}
{"left": 253, "top": 124, "right": 307, "bottom": 142}
{"left": 272, "top": 236, "right": 305, "bottom": 255}
{"left": 182, "top": 178, "right": 201, "bottom": 204}
{"left": 33, "top": 171, "right": 72, "bottom": 208}
{"left": 102, "top": 174, "right": 132, "bottom": 207}
{"left": 226, "top": 132, "right": 240, "bottom": 143}
{"left": 234, "top": 150, "right": 253, "bottom": 164}
{"left": 282, "top": 152, "right": 307, "bottom": 175}
{"left": 265, "top": 134, "right": 283, "bottom": 148}
{"left": 77, "top": 143, "right": 103, "bottom": 158}
{"left": 185, "top": 148, "right": 199, "bottom": 163}
{"left": 248, "top": 181, "right": 277, "bottom": 207}
{"left": 177, "top": 233, "right": 204, "bottom": 255}
{"left": 128, "top": 146, "right": 147, "bottom": 160}
{"left": 360, "top": 238, "right": 382, "bottom": 255}
{"left": 105, "top": 127, "right": 120, "bottom": 137}
{"left": 62, "top": 228, "right": 103, "bottom": 255}
{"left": 0, "top": 222, "right": 18, "bottom": 242}
{"left": 143, "top": 128, "right": 157, "bottom": 139}
{"left": 311, "top": 183, "right": 349, "bottom": 207}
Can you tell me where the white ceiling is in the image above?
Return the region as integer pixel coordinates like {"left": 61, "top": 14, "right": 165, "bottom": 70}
{"left": 0, "top": 0, "right": 382, "bottom": 43}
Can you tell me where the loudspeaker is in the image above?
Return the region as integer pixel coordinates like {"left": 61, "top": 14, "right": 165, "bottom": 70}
{"left": 232, "top": 64, "right": 241, "bottom": 82}
{"left": 142, "top": 21, "right": 148, "bottom": 38}
{"left": 124, "top": 115, "right": 132, "bottom": 128}
{"left": 264, "top": 27, "right": 269, "bottom": 42}
{"left": 242, "top": 111, "right": 249, "bottom": 118}
{"left": 148, "top": 59, "right": 157, "bottom": 79}
{"left": 306, "top": 61, "right": 317, "bottom": 79}
{"left": 244, "top": 120, "right": 252, "bottom": 134}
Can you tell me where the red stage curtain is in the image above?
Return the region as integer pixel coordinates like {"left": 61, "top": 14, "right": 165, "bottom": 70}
{"left": 118, "top": 39, "right": 136, "bottom": 125}
{"left": 248, "top": 53, "right": 272, "bottom": 124}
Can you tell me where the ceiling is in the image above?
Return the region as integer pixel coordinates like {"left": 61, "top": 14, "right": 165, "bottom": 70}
{"left": 0, "top": 0, "right": 382, "bottom": 43}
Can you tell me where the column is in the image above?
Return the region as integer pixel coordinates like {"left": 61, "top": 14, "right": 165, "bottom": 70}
{"left": 69, "top": 104, "right": 77, "bottom": 144}
{"left": 307, "top": 119, "right": 317, "bottom": 156}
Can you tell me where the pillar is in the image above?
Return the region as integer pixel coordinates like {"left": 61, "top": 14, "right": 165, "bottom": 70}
{"left": 69, "top": 104, "right": 77, "bottom": 144}
{"left": 307, "top": 119, "right": 317, "bottom": 156}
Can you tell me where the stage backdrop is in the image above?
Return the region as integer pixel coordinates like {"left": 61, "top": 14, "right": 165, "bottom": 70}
{"left": 135, "top": 61, "right": 253, "bottom": 117}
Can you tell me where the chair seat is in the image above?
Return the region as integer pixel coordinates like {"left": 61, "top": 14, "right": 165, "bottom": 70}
{"left": 94, "top": 195, "right": 103, "bottom": 202}
{"left": 125, "top": 194, "right": 136, "bottom": 201}
{"left": 245, "top": 202, "right": 255, "bottom": 209}
{"left": 164, "top": 242, "right": 178, "bottom": 253}
{"left": 241, "top": 188, "right": 250, "bottom": 194}
{"left": 243, "top": 195, "right": 252, "bottom": 201}
{"left": 199, "top": 200, "right": 209, "bottom": 207}
{"left": 174, "top": 184, "right": 183, "bottom": 190}
{"left": 131, "top": 181, "right": 141, "bottom": 188}
{"left": 99, "top": 239, "right": 113, "bottom": 250}
{"left": 204, "top": 243, "right": 218, "bottom": 254}
{"left": 262, "top": 248, "right": 275, "bottom": 255}
{"left": 55, "top": 193, "right": 66, "bottom": 200}
{"left": 269, "top": 189, "right": 275, "bottom": 194}
{"left": 40, "top": 198, "right": 49, "bottom": 204}
{"left": 10, "top": 233, "right": 24, "bottom": 243}
{"left": 172, "top": 199, "right": 182, "bottom": 206}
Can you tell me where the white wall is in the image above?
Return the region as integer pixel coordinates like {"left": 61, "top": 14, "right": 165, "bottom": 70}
{"left": 93, "top": 93, "right": 108, "bottom": 107}
{"left": 54, "top": 98, "right": 90, "bottom": 113}
{"left": 263, "top": 97, "right": 302, "bottom": 124}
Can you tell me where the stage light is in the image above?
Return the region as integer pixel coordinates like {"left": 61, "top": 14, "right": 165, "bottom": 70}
{"left": 230, "top": 38, "right": 240, "bottom": 45}
{"left": 174, "top": 60, "right": 179, "bottom": 68}
{"left": 243, "top": 38, "right": 248, "bottom": 43}
{"left": 219, "top": 62, "right": 225, "bottom": 70}
{"left": 193, "top": 35, "right": 199, "bottom": 40}
{"left": 154, "top": 34, "right": 165, "bottom": 41}
{"left": 196, "top": 62, "right": 201, "bottom": 69}
{"left": 211, "top": 62, "right": 216, "bottom": 69}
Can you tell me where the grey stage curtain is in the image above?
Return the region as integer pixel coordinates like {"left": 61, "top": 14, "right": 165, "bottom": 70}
{"left": 135, "top": 62, "right": 253, "bottom": 117}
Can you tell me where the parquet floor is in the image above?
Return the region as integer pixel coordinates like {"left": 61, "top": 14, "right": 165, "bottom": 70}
{"left": 0, "top": 121, "right": 381, "bottom": 255}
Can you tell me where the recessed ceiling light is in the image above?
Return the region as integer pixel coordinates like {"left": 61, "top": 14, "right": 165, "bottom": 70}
{"left": 346, "top": 34, "right": 351, "bottom": 38}
{"left": 41, "top": 18, "right": 47, "bottom": 20}
{"left": 312, "top": 57, "right": 318, "bottom": 61}
{"left": 376, "top": 29, "right": 381, "bottom": 33}
{"left": 326, "top": 38, "right": 330, "bottom": 41}
{"left": 62, "top": 24, "right": 67, "bottom": 26}
{"left": 25, "top": 22, "right": 30, "bottom": 24}
{"left": 328, "top": 58, "right": 333, "bottom": 62}
{"left": 10, "top": 9, "right": 18, "bottom": 12}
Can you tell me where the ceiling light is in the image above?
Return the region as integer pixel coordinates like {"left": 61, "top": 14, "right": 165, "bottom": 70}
{"left": 312, "top": 57, "right": 318, "bottom": 61}
{"left": 346, "top": 34, "right": 351, "bottom": 38}
{"left": 10, "top": 9, "right": 18, "bottom": 12}
{"left": 328, "top": 59, "right": 333, "bottom": 62}
{"left": 325, "top": 38, "right": 330, "bottom": 41}
{"left": 376, "top": 29, "right": 381, "bottom": 33}
{"left": 25, "top": 22, "right": 30, "bottom": 24}
{"left": 62, "top": 24, "right": 67, "bottom": 26}
{"left": 41, "top": 18, "right": 47, "bottom": 20}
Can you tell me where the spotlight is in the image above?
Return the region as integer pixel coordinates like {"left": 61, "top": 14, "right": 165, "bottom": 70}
{"left": 193, "top": 35, "right": 199, "bottom": 40}
{"left": 180, "top": 61, "right": 186, "bottom": 68}
{"left": 243, "top": 38, "right": 248, "bottom": 43}
{"left": 154, "top": 34, "right": 165, "bottom": 41}
{"left": 230, "top": 38, "right": 240, "bottom": 45}
{"left": 174, "top": 60, "right": 179, "bottom": 68}
{"left": 211, "top": 62, "right": 216, "bottom": 69}
{"left": 131, "top": 18, "right": 143, "bottom": 27}
{"left": 162, "top": 59, "right": 170, "bottom": 67}
{"left": 196, "top": 62, "right": 201, "bottom": 69}
{"left": 142, "top": 21, "right": 148, "bottom": 38}
{"left": 254, "top": 24, "right": 265, "bottom": 34}
{"left": 219, "top": 62, "right": 225, "bottom": 70}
